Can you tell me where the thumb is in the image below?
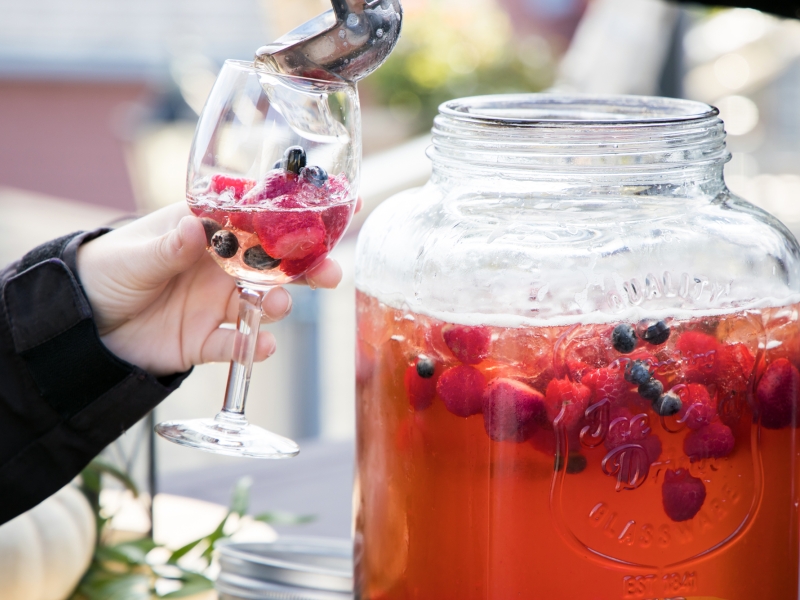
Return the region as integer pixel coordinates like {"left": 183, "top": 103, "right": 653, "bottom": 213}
{"left": 132, "top": 215, "right": 208, "bottom": 288}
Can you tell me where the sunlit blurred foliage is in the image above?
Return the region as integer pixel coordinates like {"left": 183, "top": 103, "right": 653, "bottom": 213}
{"left": 363, "top": 0, "right": 556, "bottom": 132}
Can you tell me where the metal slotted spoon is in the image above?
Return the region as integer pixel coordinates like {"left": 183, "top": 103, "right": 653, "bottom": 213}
{"left": 255, "top": 0, "right": 402, "bottom": 83}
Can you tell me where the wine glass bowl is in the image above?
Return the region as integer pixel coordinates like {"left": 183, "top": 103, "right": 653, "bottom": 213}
{"left": 155, "top": 60, "right": 360, "bottom": 458}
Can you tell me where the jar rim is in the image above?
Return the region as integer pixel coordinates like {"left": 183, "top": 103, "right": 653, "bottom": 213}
{"left": 439, "top": 93, "right": 718, "bottom": 127}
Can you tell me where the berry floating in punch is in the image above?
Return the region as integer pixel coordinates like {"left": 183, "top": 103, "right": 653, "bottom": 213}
{"left": 201, "top": 218, "right": 222, "bottom": 244}
{"left": 612, "top": 323, "right": 637, "bottom": 353}
{"left": 437, "top": 365, "right": 486, "bottom": 417}
{"left": 243, "top": 246, "right": 281, "bottom": 270}
{"left": 301, "top": 165, "right": 328, "bottom": 187}
{"left": 625, "top": 359, "right": 652, "bottom": 385}
{"left": 211, "top": 230, "right": 239, "bottom": 258}
{"left": 638, "top": 378, "right": 664, "bottom": 403}
{"left": 662, "top": 468, "right": 707, "bottom": 522}
{"left": 639, "top": 319, "right": 670, "bottom": 345}
{"left": 653, "top": 390, "right": 682, "bottom": 417}
{"left": 405, "top": 357, "right": 438, "bottom": 411}
{"left": 283, "top": 145, "right": 307, "bottom": 174}
{"left": 415, "top": 356, "right": 436, "bottom": 378}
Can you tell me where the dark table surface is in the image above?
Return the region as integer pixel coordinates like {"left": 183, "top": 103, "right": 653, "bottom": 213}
{"left": 158, "top": 438, "right": 355, "bottom": 538}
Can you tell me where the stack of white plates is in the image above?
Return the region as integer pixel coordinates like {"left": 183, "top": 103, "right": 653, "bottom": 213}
{"left": 216, "top": 537, "right": 353, "bottom": 600}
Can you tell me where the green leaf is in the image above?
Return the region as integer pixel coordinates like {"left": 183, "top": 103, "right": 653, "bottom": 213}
{"left": 83, "top": 457, "right": 140, "bottom": 497}
{"left": 254, "top": 511, "right": 315, "bottom": 526}
{"left": 166, "top": 538, "right": 206, "bottom": 564}
{"left": 229, "top": 476, "right": 252, "bottom": 516}
{"left": 159, "top": 573, "right": 214, "bottom": 598}
{"left": 77, "top": 572, "right": 153, "bottom": 600}
{"left": 96, "top": 539, "right": 157, "bottom": 566}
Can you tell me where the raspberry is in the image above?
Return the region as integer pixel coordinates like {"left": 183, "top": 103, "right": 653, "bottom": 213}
{"left": 566, "top": 360, "right": 593, "bottom": 382}
{"left": 582, "top": 366, "right": 632, "bottom": 406}
{"left": 756, "top": 358, "right": 800, "bottom": 429}
{"left": 716, "top": 343, "right": 755, "bottom": 391}
{"left": 437, "top": 365, "right": 487, "bottom": 417}
{"left": 405, "top": 359, "right": 440, "bottom": 411}
{"left": 544, "top": 377, "right": 592, "bottom": 430}
{"left": 483, "top": 378, "right": 545, "bottom": 442}
{"left": 683, "top": 422, "right": 735, "bottom": 462}
{"left": 677, "top": 331, "right": 720, "bottom": 384}
{"left": 677, "top": 383, "right": 717, "bottom": 430}
{"left": 253, "top": 210, "right": 326, "bottom": 260}
{"left": 662, "top": 468, "right": 706, "bottom": 522}
{"left": 210, "top": 174, "right": 256, "bottom": 199}
{"left": 442, "top": 324, "right": 491, "bottom": 365}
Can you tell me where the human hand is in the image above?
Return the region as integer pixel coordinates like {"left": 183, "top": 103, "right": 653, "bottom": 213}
{"left": 76, "top": 203, "right": 345, "bottom": 377}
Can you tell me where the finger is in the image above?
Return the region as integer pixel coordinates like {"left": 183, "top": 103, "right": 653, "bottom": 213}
{"left": 262, "top": 287, "right": 292, "bottom": 323}
{"left": 131, "top": 215, "right": 207, "bottom": 289}
{"left": 304, "top": 257, "right": 343, "bottom": 289}
{"left": 200, "top": 327, "right": 277, "bottom": 364}
{"left": 223, "top": 287, "right": 293, "bottom": 324}
{"left": 355, "top": 196, "right": 363, "bottom": 213}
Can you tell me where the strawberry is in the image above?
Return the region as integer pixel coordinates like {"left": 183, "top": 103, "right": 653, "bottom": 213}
{"left": 676, "top": 383, "right": 717, "bottom": 430}
{"left": 245, "top": 171, "right": 300, "bottom": 202}
{"left": 662, "top": 468, "right": 706, "bottom": 522}
{"left": 683, "top": 422, "right": 735, "bottom": 462}
{"left": 677, "top": 331, "right": 720, "bottom": 384}
{"left": 583, "top": 365, "right": 632, "bottom": 407}
{"left": 437, "top": 365, "right": 487, "bottom": 417}
{"left": 321, "top": 203, "right": 353, "bottom": 247}
{"left": 483, "top": 378, "right": 545, "bottom": 442}
{"left": 756, "top": 358, "right": 800, "bottom": 429}
{"left": 211, "top": 174, "right": 256, "bottom": 199}
{"left": 278, "top": 245, "right": 328, "bottom": 277}
{"left": 544, "top": 377, "right": 591, "bottom": 430}
{"left": 405, "top": 360, "right": 439, "bottom": 411}
{"left": 228, "top": 211, "right": 255, "bottom": 233}
{"left": 253, "top": 210, "right": 326, "bottom": 260}
{"left": 442, "top": 324, "right": 491, "bottom": 365}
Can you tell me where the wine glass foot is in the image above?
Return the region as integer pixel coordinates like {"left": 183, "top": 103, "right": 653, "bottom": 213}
{"left": 155, "top": 412, "right": 300, "bottom": 459}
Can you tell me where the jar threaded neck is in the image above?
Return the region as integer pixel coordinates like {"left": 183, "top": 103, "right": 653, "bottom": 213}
{"left": 429, "top": 94, "right": 730, "bottom": 181}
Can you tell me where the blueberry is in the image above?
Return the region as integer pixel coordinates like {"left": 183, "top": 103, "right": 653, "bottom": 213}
{"left": 200, "top": 217, "right": 222, "bottom": 245}
{"left": 638, "top": 378, "right": 664, "bottom": 402}
{"left": 211, "top": 230, "right": 238, "bottom": 259}
{"left": 283, "top": 146, "right": 307, "bottom": 174}
{"left": 242, "top": 245, "right": 280, "bottom": 270}
{"left": 625, "top": 360, "right": 652, "bottom": 385}
{"left": 273, "top": 159, "right": 283, "bottom": 170}
{"left": 415, "top": 356, "right": 435, "bottom": 378}
{"left": 641, "top": 320, "right": 670, "bottom": 345}
{"left": 555, "top": 453, "right": 587, "bottom": 474}
{"left": 301, "top": 165, "right": 328, "bottom": 188}
{"left": 653, "top": 391, "right": 682, "bottom": 417}
{"left": 612, "top": 323, "right": 637, "bottom": 353}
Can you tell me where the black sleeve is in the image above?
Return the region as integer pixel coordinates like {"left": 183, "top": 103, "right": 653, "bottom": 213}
{"left": 0, "top": 230, "right": 191, "bottom": 525}
{"left": 672, "top": 0, "right": 798, "bottom": 19}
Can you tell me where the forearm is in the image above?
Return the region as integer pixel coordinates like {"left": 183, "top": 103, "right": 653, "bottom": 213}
{"left": 0, "top": 231, "right": 189, "bottom": 525}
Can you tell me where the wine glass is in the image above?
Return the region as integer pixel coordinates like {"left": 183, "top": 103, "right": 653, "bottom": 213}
{"left": 155, "top": 59, "right": 360, "bottom": 458}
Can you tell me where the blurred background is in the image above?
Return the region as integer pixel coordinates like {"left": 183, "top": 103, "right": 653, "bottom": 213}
{"left": 2, "top": 0, "right": 800, "bottom": 555}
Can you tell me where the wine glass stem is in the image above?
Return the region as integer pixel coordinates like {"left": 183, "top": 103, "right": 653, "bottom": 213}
{"left": 221, "top": 286, "right": 266, "bottom": 416}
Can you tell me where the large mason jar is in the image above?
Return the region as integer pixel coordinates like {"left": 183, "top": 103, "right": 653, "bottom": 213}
{"left": 353, "top": 95, "right": 800, "bottom": 599}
